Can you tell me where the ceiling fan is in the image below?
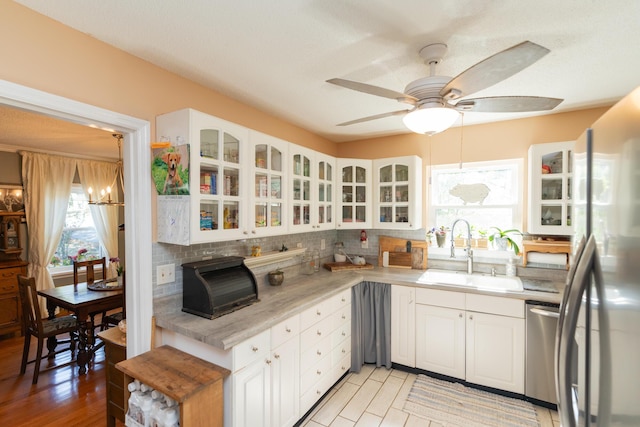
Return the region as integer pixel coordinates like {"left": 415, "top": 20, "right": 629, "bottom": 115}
{"left": 327, "top": 41, "right": 563, "bottom": 135}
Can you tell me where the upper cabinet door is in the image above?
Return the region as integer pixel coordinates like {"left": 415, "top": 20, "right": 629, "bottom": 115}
{"left": 336, "top": 159, "right": 372, "bottom": 229}
{"left": 373, "top": 156, "right": 423, "bottom": 230}
{"left": 315, "top": 152, "right": 336, "bottom": 231}
{"left": 248, "top": 131, "right": 289, "bottom": 238}
{"left": 528, "top": 141, "right": 574, "bottom": 235}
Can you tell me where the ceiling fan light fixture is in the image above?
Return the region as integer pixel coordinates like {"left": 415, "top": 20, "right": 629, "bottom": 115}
{"left": 402, "top": 107, "right": 460, "bottom": 136}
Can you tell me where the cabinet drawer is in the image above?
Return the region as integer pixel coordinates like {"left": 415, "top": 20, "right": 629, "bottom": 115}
{"left": 331, "top": 319, "right": 351, "bottom": 348}
{"left": 0, "top": 280, "right": 17, "bottom": 295}
{"left": 331, "top": 303, "right": 351, "bottom": 329}
{"left": 332, "top": 338, "right": 351, "bottom": 366}
{"left": 300, "top": 299, "right": 331, "bottom": 331}
{"left": 232, "top": 329, "right": 271, "bottom": 372}
{"left": 300, "top": 335, "right": 331, "bottom": 373}
{"left": 300, "top": 315, "right": 333, "bottom": 351}
{"left": 271, "top": 314, "right": 300, "bottom": 349}
{"left": 466, "top": 294, "right": 524, "bottom": 318}
{"left": 416, "top": 288, "right": 465, "bottom": 309}
{"left": 328, "top": 289, "right": 351, "bottom": 311}
{"left": 300, "top": 354, "right": 331, "bottom": 396}
{"left": 333, "top": 353, "right": 351, "bottom": 382}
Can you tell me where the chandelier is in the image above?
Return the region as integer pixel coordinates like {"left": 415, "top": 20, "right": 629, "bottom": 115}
{"left": 87, "top": 133, "right": 125, "bottom": 207}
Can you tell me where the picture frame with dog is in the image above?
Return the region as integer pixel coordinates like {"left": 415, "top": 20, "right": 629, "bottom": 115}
{"left": 151, "top": 145, "right": 190, "bottom": 195}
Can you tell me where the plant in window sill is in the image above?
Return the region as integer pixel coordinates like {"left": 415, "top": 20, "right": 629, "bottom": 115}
{"left": 68, "top": 248, "right": 96, "bottom": 262}
{"left": 488, "top": 227, "right": 523, "bottom": 256}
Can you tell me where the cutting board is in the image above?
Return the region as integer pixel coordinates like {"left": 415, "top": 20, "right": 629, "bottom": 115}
{"left": 324, "top": 262, "right": 374, "bottom": 272}
{"left": 378, "top": 235, "right": 428, "bottom": 270}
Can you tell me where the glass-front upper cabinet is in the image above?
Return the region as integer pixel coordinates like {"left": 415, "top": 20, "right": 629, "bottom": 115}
{"left": 336, "top": 159, "right": 372, "bottom": 229}
{"left": 373, "top": 156, "right": 422, "bottom": 230}
{"left": 248, "top": 131, "right": 288, "bottom": 237}
{"left": 528, "top": 141, "right": 575, "bottom": 235}
{"left": 290, "top": 144, "right": 314, "bottom": 232}
{"left": 156, "top": 108, "right": 249, "bottom": 245}
{"left": 316, "top": 152, "right": 335, "bottom": 230}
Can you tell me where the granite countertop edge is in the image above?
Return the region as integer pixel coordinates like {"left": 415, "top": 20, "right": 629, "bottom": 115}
{"left": 154, "top": 267, "right": 563, "bottom": 351}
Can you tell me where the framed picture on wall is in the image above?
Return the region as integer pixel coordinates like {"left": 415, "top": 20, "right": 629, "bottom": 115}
{"left": 0, "top": 185, "right": 24, "bottom": 212}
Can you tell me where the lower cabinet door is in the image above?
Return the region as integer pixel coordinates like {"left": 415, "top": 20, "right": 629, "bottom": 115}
{"left": 234, "top": 358, "right": 271, "bottom": 427}
{"left": 391, "top": 285, "right": 415, "bottom": 367}
{"left": 465, "top": 311, "right": 525, "bottom": 394}
{"left": 415, "top": 304, "right": 465, "bottom": 379}
{"left": 271, "top": 337, "right": 300, "bottom": 427}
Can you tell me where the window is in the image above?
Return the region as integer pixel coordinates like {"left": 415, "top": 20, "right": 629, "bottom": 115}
{"left": 48, "top": 184, "right": 104, "bottom": 273}
{"left": 428, "top": 159, "right": 523, "bottom": 241}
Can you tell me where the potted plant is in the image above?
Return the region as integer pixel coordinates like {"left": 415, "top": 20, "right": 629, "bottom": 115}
{"left": 427, "top": 226, "right": 449, "bottom": 247}
{"left": 488, "top": 227, "right": 523, "bottom": 255}
{"left": 267, "top": 268, "right": 284, "bottom": 286}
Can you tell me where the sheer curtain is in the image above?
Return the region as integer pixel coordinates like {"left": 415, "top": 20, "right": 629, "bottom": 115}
{"left": 21, "top": 152, "right": 77, "bottom": 296}
{"left": 76, "top": 159, "right": 119, "bottom": 278}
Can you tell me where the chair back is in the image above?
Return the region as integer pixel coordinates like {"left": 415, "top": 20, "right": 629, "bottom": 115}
{"left": 73, "top": 257, "right": 106, "bottom": 284}
{"left": 17, "top": 275, "right": 44, "bottom": 336}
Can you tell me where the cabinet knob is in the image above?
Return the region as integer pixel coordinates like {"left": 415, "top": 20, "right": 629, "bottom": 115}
{"left": 274, "top": 354, "right": 280, "bottom": 359}
{"left": 316, "top": 310, "right": 322, "bottom": 316}
{"left": 459, "top": 313, "right": 463, "bottom": 318}
{"left": 285, "top": 327, "right": 291, "bottom": 333}
{"left": 342, "top": 314, "right": 346, "bottom": 320}
{"left": 317, "top": 350, "right": 322, "bottom": 356}
{"left": 266, "top": 359, "right": 272, "bottom": 365}
{"left": 317, "top": 330, "right": 322, "bottom": 336}
{"left": 342, "top": 331, "right": 346, "bottom": 336}
{"left": 316, "top": 370, "right": 322, "bottom": 376}
{"left": 342, "top": 349, "right": 346, "bottom": 354}
{"left": 316, "top": 390, "right": 322, "bottom": 395}
{"left": 251, "top": 230, "right": 256, "bottom": 234}
{"left": 341, "top": 297, "right": 346, "bottom": 302}
{"left": 469, "top": 314, "right": 473, "bottom": 320}
{"left": 243, "top": 231, "right": 249, "bottom": 235}
{"left": 251, "top": 346, "right": 259, "bottom": 352}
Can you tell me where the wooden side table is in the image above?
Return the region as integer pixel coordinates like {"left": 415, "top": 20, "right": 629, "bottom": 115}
{"left": 116, "top": 345, "right": 231, "bottom": 427}
{"left": 522, "top": 240, "right": 571, "bottom": 269}
{"left": 97, "top": 327, "right": 127, "bottom": 427}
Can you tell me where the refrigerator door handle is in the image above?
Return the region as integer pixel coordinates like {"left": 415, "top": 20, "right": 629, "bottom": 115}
{"left": 557, "top": 236, "right": 597, "bottom": 427}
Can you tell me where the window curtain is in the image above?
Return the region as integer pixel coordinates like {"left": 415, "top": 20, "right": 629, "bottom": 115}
{"left": 351, "top": 281, "right": 392, "bottom": 373}
{"left": 76, "top": 159, "right": 119, "bottom": 278}
{"left": 21, "top": 152, "right": 77, "bottom": 307}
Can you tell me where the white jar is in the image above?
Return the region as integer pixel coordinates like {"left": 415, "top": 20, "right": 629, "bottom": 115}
{"left": 506, "top": 257, "right": 517, "bottom": 277}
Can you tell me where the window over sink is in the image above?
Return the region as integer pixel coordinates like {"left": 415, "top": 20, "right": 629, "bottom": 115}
{"left": 428, "top": 159, "right": 523, "bottom": 248}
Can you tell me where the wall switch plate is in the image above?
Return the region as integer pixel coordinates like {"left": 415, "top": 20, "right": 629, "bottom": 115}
{"left": 320, "top": 239, "right": 325, "bottom": 250}
{"left": 157, "top": 263, "right": 175, "bottom": 285}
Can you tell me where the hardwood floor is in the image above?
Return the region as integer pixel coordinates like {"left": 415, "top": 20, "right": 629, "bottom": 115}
{"left": 0, "top": 332, "right": 124, "bottom": 427}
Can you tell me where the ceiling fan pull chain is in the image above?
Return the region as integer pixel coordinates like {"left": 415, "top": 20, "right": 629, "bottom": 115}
{"left": 459, "top": 113, "right": 465, "bottom": 169}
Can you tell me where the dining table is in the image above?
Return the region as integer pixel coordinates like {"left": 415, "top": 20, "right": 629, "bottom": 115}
{"left": 38, "top": 281, "right": 124, "bottom": 375}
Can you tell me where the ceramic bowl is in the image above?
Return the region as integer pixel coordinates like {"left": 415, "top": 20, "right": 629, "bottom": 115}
{"left": 334, "top": 253, "right": 347, "bottom": 262}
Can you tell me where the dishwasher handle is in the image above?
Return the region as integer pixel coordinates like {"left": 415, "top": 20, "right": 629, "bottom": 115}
{"left": 529, "top": 306, "right": 560, "bottom": 318}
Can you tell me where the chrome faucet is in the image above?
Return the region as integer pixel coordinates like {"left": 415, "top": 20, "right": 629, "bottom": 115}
{"left": 450, "top": 218, "right": 474, "bottom": 274}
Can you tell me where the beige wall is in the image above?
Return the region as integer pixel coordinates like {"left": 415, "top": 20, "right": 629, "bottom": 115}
{"left": 0, "top": 2, "right": 614, "bottom": 231}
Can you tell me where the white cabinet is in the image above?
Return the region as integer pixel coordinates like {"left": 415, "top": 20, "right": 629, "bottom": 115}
{"left": 528, "top": 141, "right": 575, "bottom": 235}
{"left": 465, "top": 311, "right": 525, "bottom": 394}
{"left": 373, "top": 156, "right": 423, "bottom": 229}
{"left": 288, "top": 144, "right": 335, "bottom": 232}
{"left": 413, "top": 289, "right": 525, "bottom": 394}
{"left": 336, "top": 159, "right": 373, "bottom": 229}
{"left": 415, "top": 304, "right": 465, "bottom": 379}
{"left": 156, "top": 108, "right": 250, "bottom": 244}
{"left": 270, "top": 315, "right": 300, "bottom": 427}
{"left": 248, "top": 131, "right": 289, "bottom": 237}
{"left": 391, "top": 285, "right": 415, "bottom": 367}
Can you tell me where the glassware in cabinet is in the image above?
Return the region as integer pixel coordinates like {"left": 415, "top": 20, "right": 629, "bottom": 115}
{"left": 373, "top": 156, "right": 422, "bottom": 230}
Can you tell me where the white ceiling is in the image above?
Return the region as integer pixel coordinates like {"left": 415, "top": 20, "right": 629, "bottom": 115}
{"left": 5, "top": 0, "right": 640, "bottom": 157}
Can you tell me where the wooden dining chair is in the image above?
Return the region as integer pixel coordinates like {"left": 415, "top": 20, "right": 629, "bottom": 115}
{"left": 73, "top": 257, "right": 106, "bottom": 285}
{"left": 17, "top": 275, "right": 80, "bottom": 384}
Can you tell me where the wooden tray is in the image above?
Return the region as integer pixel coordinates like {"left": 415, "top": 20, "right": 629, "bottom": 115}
{"left": 323, "top": 262, "right": 374, "bottom": 272}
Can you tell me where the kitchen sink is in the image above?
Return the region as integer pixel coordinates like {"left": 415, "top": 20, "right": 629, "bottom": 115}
{"left": 417, "top": 269, "right": 523, "bottom": 292}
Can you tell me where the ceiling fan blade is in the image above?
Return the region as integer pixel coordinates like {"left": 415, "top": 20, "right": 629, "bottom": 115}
{"left": 327, "top": 78, "right": 417, "bottom": 105}
{"left": 337, "top": 109, "right": 409, "bottom": 126}
{"left": 440, "top": 41, "right": 550, "bottom": 100}
{"left": 454, "top": 96, "right": 563, "bottom": 113}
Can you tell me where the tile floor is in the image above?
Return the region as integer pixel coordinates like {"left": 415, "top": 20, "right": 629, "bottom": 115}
{"left": 300, "top": 365, "right": 560, "bottom": 427}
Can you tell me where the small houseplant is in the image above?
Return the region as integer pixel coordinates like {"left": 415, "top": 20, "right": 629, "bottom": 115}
{"left": 488, "top": 227, "right": 523, "bottom": 255}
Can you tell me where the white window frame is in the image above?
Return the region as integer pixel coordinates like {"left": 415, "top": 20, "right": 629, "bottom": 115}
{"left": 48, "top": 183, "right": 106, "bottom": 277}
{"left": 427, "top": 158, "right": 524, "bottom": 253}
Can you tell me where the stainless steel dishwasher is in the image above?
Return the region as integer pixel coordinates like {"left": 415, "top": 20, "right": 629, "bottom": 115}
{"left": 525, "top": 300, "right": 560, "bottom": 406}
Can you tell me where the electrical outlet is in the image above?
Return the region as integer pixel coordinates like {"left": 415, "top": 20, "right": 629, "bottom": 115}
{"left": 157, "top": 263, "right": 175, "bottom": 285}
{"left": 296, "top": 242, "right": 302, "bottom": 248}
{"left": 320, "top": 239, "right": 325, "bottom": 250}
{"left": 361, "top": 239, "right": 369, "bottom": 249}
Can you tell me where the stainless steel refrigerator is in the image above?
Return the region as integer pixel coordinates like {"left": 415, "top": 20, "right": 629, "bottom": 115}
{"left": 556, "top": 86, "right": 640, "bottom": 426}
